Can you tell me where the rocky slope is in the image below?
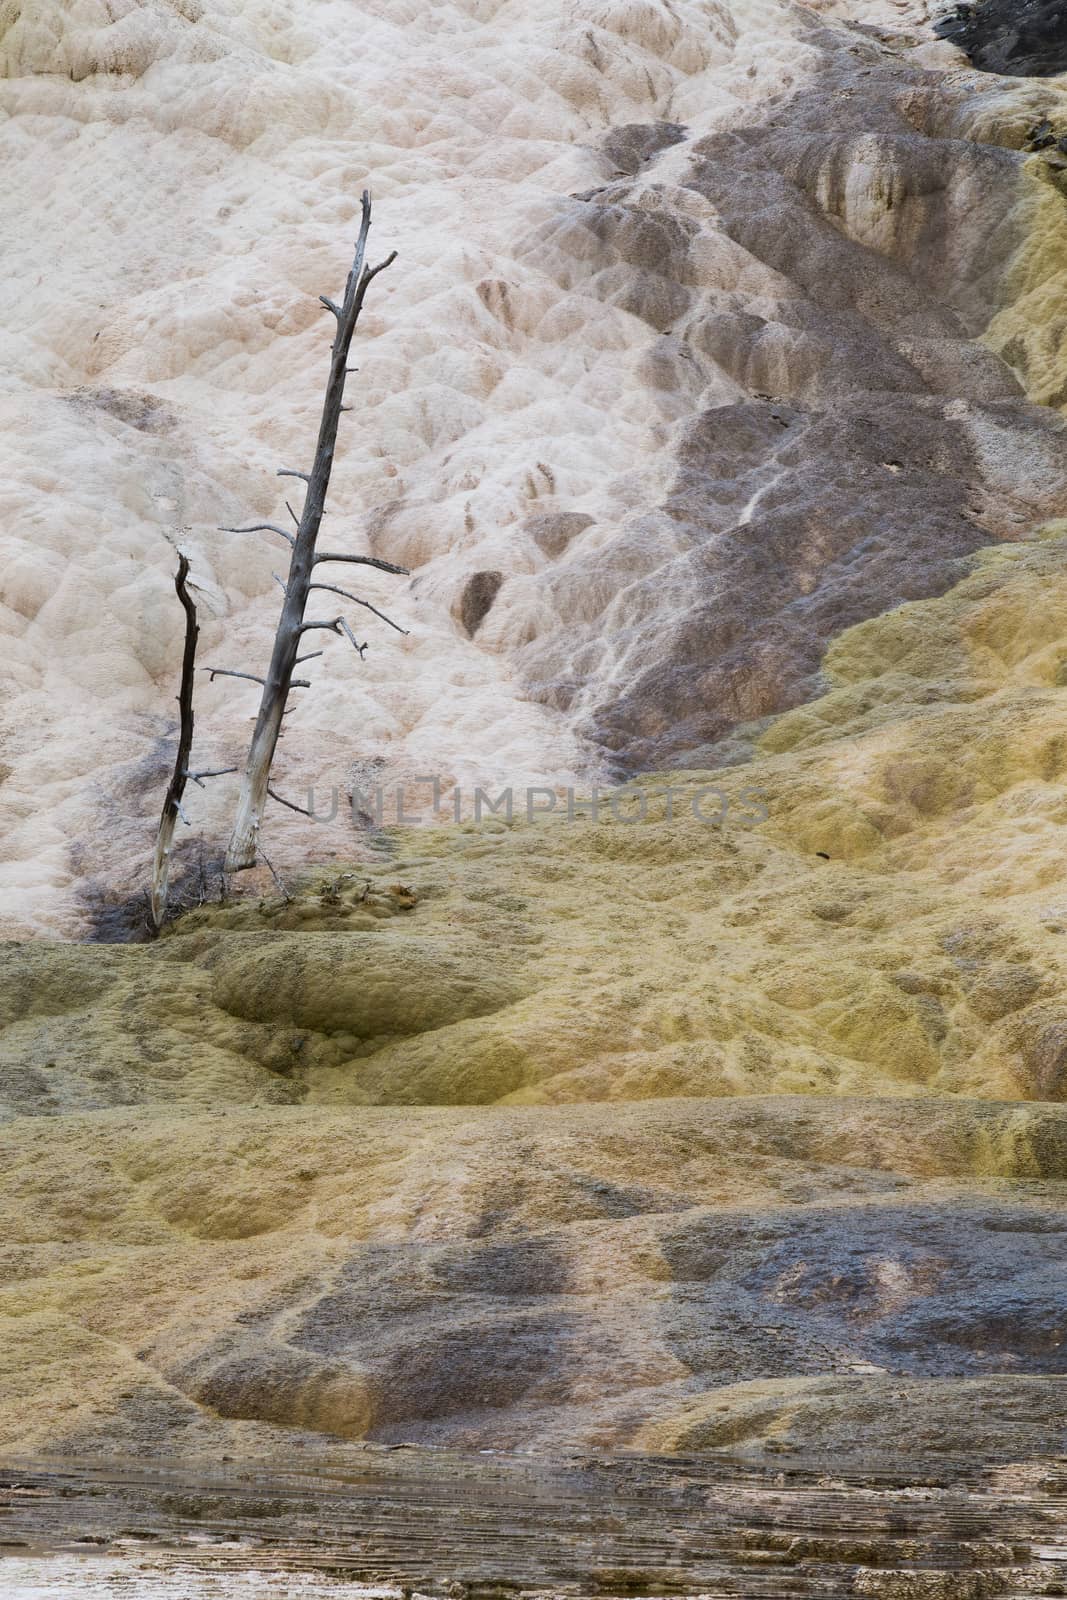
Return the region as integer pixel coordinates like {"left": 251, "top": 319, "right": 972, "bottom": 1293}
{"left": 6, "top": 528, "right": 1067, "bottom": 1468}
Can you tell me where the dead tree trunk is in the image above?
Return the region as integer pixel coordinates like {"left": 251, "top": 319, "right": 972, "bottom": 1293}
{"left": 150, "top": 555, "right": 199, "bottom": 929}
{"left": 150, "top": 554, "right": 238, "bottom": 929}
{"left": 224, "top": 191, "right": 406, "bottom": 871}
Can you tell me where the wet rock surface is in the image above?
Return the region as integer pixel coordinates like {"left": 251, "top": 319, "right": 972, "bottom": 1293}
{"left": 2, "top": 1449, "right": 1065, "bottom": 1596}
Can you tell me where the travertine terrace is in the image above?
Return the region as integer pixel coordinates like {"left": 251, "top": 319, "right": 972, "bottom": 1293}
{"left": 3, "top": 0, "right": 1067, "bottom": 1591}
{"left": 4, "top": 0, "right": 1067, "bottom": 936}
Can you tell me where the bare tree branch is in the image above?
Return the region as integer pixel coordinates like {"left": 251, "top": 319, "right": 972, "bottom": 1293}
{"left": 185, "top": 766, "right": 238, "bottom": 787}
{"left": 295, "top": 650, "right": 324, "bottom": 664}
{"left": 297, "top": 618, "right": 345, "bottom": 635}
{"left": 309, "top": 581, "right": 408, "bottom": 633}
{"left": 338, "top": 617, "right": 368, "bottom": 657}
{"left": 204, "top": 668, "right": 266, "bottom": 686}
{"left": 257, "top": 846, "right": 291, "bottom": 902}
{"left": 314, "top": 551, "right": 410, "bottom": 575}
{"left": 360, "top": 251, "right": 398, "bottom": 293}
{"left": 220, "top": 522, "right": 295, "bottom": 547}
{"left": 267, "top": 785, "right": 314, "bottom": 817}
{"left": 277, "top": 469, "right": 310, "bottom": 483}
{"left": 295, "top": 616, "right": 367, "bottom": 656}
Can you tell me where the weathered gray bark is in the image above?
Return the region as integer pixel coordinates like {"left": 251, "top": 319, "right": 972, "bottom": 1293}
{"left": 224, "top": 192, "right": 406, "bottom": 871}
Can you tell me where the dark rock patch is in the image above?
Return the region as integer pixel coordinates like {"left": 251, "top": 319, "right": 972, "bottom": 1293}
{"left": 660, "top": 1201, "right": 1067, "bottom": 1383}
{"left": 600, "top": 120, "right": 688, "bottom": 177}
{"left": 525, "top": 511, "right": 594, "bottom": 560}
{"left": 459, "top": 570, "right": 505, "bottom": 637}
{"left": 936, "top": 0, "right": 1067, "bottom": 78}
{"left": 67, "top": 386, "right": 178, "bottom": 433}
